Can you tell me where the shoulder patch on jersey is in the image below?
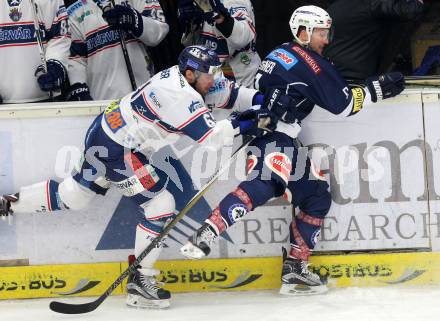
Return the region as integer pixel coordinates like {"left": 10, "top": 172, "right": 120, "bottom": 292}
{"left": 66, "top": 0, "right": 84, "bottom": 16}
{"left": 267, "top": 49, "right": 298, "bottom": 71}
{"left": 291, "top": 46, "right": 321, "bottom": 74}
{"left": 229, "top": 6, "right": 248, "bottom": 17}
{"left": 104, "top": 100, "right": 126, "bottom": 133}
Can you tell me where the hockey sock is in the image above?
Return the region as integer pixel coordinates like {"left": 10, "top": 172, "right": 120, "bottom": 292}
{"left": 205, "top": 179, "right": 276, "bottom": 235}
{"left": 135, "top": 212, "right": 175, "bottom": 269}
{"left": 10, "top": 180, "right": 68, "bottom": 213}
{"left": 289, "top": 211, "right": 324, "bottom": 261}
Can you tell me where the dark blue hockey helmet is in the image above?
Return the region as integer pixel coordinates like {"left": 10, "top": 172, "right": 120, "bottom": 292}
{"left": 178, "top": 45, "right": 222, "bottom": 76}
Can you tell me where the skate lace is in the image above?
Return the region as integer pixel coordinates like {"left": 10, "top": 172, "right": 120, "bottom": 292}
{"left": 140, "top": 274, "right": 164, "bottom": 291}
{"left": 300, "top": 261, "right": 320, "bottom": 282}
{"left": 199, "top": 226, "right": 217, "bottom": 245}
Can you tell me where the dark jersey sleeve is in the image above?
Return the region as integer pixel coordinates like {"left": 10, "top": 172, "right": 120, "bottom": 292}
{"left": 256, "top": 43, "right": 367, "bottom": 119}
{"left": 370, "top": 0, "right": 424, "bottom": 21}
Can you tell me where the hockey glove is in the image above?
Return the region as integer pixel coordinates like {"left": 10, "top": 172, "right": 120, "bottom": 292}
{"left": 203, "top": 0, "right": 230, "bottom": 25}
{"left": 366, "top": 72, "right": 405, "bottom": 102}
{"left": 102, "top": 4, "right": 144, "bottom": 38}
{"left": 263, "top": 88, "right": 298, "bottom": 124}
{"left": 35, "top": 59, "right": 67, "bottom": 92}
{"left": 231, "top": 107, "right": 277, "bottom": 137}
{"left": 66, "top": 83, "right": 93, "bottom": 101}
{"left": 178, "top": 0, "right": 205, "bottom": 27}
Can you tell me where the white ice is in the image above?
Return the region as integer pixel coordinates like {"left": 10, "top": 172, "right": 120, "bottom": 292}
{"left": 2, "top": 287, "right": 440, "bottom": 321}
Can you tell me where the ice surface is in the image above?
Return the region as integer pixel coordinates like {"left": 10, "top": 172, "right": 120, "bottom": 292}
{"left": 2, "top": 287, "right": 440, "bottom": 321}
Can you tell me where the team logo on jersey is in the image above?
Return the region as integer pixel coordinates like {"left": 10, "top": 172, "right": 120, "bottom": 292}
{"left": 9, "top": 7, "right": 22, "bottom": 22}
{"left": 267, "top": 49, "right": 298, "bottom": 70}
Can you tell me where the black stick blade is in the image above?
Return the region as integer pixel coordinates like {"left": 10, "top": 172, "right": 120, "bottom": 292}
{"left": 49, "top": 296, "right": 103, "bottom": 314}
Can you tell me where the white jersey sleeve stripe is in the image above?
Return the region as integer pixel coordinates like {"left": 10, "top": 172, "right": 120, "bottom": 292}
{"left": 177, "top": 108, "right": 210, "bottom": 129}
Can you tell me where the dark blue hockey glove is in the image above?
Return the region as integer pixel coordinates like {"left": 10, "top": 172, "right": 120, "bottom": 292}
{"left": 66, "top": 83, "right": 93, "bottom": 101}
{"left": 178, "top": 0, "right": 205, "bottom": 27}
{"left": 35, "top": 59, "right": 66, "bottom": 92}
{"left": 208, "top": 0, "right": 229, "bottom": 17}
{"left": 366, "top": 72, "right": 405, "bottom": 102}
{"left": 231, "top": 108, "right": 277, "bottom": 137}
{"left": 263, "top": 88, "right": 298, "bottom": 124}
{"left": 102, "top": 4, "right": 143, "bottom": 38}
{"left": 203, "top": 0, "right": 230, "bottom": 24}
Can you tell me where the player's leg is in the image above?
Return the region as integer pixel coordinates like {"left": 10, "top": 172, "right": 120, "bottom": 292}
{"left": 280, "top": 158, "right": 331, "bottom": 296}
{"left": 0, "top": 114, "right": 111, "bottom": 217}
{"left": 181, "top": 132, "right": 292, "bottom": 259}
{"left": 106, "top": 150, "right": 174, "bottom": 309}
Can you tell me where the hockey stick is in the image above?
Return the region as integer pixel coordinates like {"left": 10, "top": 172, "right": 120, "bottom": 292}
{"left": 49, "top": 136, "right": 254, "bottom": 314}
{"left": 193, "top": 0, "right": 213, "bottom": 13}
{"left": 29, "top": 0, "right": 54, "bottom": 100}
{"left": 101, "top": 0, "right": 138, "bottom": 91}
{"left": 404, "top": 75, "right": 440, "bottom": 87}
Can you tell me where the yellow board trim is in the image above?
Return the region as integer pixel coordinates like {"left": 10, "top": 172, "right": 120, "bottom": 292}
{"left": 1, "top": 252, "right": 440, "bottom": 300}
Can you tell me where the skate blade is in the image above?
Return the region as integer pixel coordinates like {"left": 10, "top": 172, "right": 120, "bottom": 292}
{"left": 126, "top": 293, "right": 170, "bottom": 309}
{"left": 279, "top": 283, "right": 328, "bottom": 296}
{"left": 180, "top": 241, "right": 206, "bottom": 259}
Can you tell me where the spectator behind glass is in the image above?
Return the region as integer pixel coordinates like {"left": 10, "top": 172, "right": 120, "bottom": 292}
{"left": 324, "top": 0, "right": 424, "bottom": 82}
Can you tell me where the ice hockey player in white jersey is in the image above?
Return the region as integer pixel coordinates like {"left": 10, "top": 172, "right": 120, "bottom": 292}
{"left": 0, "top": 45, "right": 276, "bottom": 308}
{"left": 178, "top": 0, "right": 260, "bottom": 87}
{"left": 0, "top": 0, "right": 70, "bottom": 103}
{"left": 66, "top": 0, "right": 169, "bottom": 101}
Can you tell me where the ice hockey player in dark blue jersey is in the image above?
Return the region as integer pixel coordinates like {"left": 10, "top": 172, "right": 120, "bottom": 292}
{"left": 180, "top": 5, "right": 405, "bottom": 296}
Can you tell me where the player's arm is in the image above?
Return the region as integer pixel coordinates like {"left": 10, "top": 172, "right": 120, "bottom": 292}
{"left": 331, "top": 72, "right": 406, "bottom": 117}
{"left": 102, "top": 0, "right": 169, "bottom": 46}
{"left": 371, "top": 0, "right": 424, "bottom": 21}
{"left": 35, "top": 0, "right": 70, "bottom": 92}
{"left": 174, "top": 98, "right": 274, "bottom": 152}
{"left": 211, "top": 0, "right": 256, "bottom": 51}
{"left": 134, "top": 0, "right": 169, "bottom": 45}
{"left": 204, "top": 76, "right": 260, "bottom": 111}
{"left": 65, "top": 6, "right": 92, "bottom": 101}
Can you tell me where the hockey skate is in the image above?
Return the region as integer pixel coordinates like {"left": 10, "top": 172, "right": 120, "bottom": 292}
{"left": 0, "top": 194, "right": 18, "bottom": 217}
{"left": 280, "top": 249, "right": 328, "bottom": 296}
{"left": 180, "top": 222, "right": 218, "bottom": 259}
{"left": 126, "top": 267, "right": 170, "bottom": 309}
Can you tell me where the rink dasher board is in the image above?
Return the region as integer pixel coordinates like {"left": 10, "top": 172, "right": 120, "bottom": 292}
{"left": 1, "top": 251, "right": 440, "bottom": 300}
{"left": 0, "top": 89, "right": 440, "bottom": 265}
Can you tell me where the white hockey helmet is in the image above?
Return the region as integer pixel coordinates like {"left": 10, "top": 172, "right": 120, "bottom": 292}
{"left": 289, "top": 5, "right": 332, "bottom": 45}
